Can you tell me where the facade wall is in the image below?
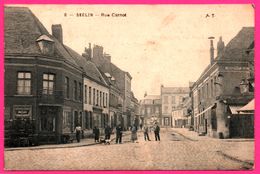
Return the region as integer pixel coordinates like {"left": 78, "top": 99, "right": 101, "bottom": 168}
{"left": 83, "top": 77, "right": 109, "bottom": 130}
{"left": 5, "top": 56, "right": 83, "bottom": 145}
{"left": 161, "top": 87, "right": 189, "bottom": 127}
{"left": 192, "top": 62, "right": 253, "bottom": 138}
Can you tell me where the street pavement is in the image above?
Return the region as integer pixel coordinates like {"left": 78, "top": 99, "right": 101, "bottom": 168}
{"left": 4, "top": 128, "right": 254, "bottom": 170}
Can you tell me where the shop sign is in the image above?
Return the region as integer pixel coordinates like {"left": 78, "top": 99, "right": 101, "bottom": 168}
{"left": 13, "top": 105, "right": 32, "bottom": 118}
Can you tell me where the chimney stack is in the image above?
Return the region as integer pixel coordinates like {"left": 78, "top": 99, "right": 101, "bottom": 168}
{"left": 208, "top": 37, "right": 215, "bottom": 65}
{"left": 217, "top": 36, "right": 225, "bottom": 57}
{"left": 52, "top": 24, "right": 63, "bottom": 44}
{"left": 104, "top": 53, "right": 111, "bottom": 62}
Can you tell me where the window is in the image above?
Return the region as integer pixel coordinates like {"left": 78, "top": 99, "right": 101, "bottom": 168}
{"left": 147, "top": 107, "right": 151, "bottom": 114}
{"left": 106, "top": 93, "right": 108, "bottom": 107}
{"left": 214, "top": 76, "right": 217, "bottom": 96}
{"left": 93, "top": 88, "right": 96, "bottom": 105}
{"left": 17, "top": 72, "right": 31, "bottom": 95}
{"left": 63, "top": 111, "right": 71, "bottom": 130}
{"left": 43, "top": 73, "right": 55, "bottom": 95}
{"left": 206, "top": 83, "right": 209, "bottom": 98}
{"left": 163, "top": 96, "right": 168, "bottom": 104}
{"left": 84, "top": 85, "right": 87, "bottom": 104}
{"left": 103, "top": 92, "right": 105, "bottom": 107}
{"left": 179, "top": 96, "right": 183, "bottom": 104}
{"left": 100, "top": 91, "right": 102, "bottom": 106}
{"left": 89, "top": 87, "right": 92, "bottom": 104}
{"left": 97, "top": 90, "right": 99, "bottom": 106}
{"left": 40, "top": 107, "right": 56, "bottom": 132}
{"left": 172, "top": 96, "right": 175, "bottom": 104}
{"left": 164, "top": 117, "right": 169, "bottom": 126}
{"left": 211, "top": 79, "right": 214, "bottom": 97}
{"left": 73, "top": 81, "right": 77, "bottom": 100}
{"left": 164, "top": 106, "right": 168, "bottom": 113}
{"left": 155, "top": 107, "right": 159, "bottom": 114}
{"left": 79, "top": 82, "right": 82, "bottom": 101}
{"left": 64, "top": 77, "right": 69, "bottom": 99}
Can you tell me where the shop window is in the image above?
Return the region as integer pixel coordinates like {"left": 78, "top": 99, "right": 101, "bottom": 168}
{"left": 63, "top": 111, "right": 71, "bottom": 131}
{"left": 40, "top": 107, "right": 56, "bottom": 132}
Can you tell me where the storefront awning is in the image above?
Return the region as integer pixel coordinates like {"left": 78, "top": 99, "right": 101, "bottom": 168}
{"left": 195, "top": 104, "right": 215, "bottom": 118}
{"left": 237, "top": 99, "right": 255, "bottom": 113}
{"left": 229, "top": 106, "right": 242, "bottom": 114}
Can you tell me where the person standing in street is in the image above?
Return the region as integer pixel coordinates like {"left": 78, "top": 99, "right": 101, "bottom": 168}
{"left": 105, "top": 125, "right": 112, "bottom": 141}
{"left": 93, "top": 126, "right": 100, "bottom": 143}
{"left": 116, "top": 124, "right": 123, "bottom": 144}
{"left": 74, "top": 124, "right": 82, "bottom": 143}
{"left": 131, "top": 125, "right": 138, "bottom": 143}
{"left": 154, "top": 123, "right": 160, "bottom": 141}
{"left": 143, "top": 125, "right": 151, "bottom": 141}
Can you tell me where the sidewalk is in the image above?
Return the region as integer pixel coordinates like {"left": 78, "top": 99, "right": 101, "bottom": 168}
{"left": 5, "top": 131, "right": 131, "bottom": 151}
{"left": 171, "top": 128, "right": 254, "bottom": 166}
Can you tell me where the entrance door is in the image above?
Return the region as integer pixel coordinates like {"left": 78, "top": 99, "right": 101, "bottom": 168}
{"left": 74, "top": 111, "right": 78, "bottom": 128}
{"left": 204, "top": 119, "right": 207, "bottom": 134}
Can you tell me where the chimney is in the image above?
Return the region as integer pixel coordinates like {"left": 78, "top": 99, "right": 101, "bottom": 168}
{"left": 144, "top": 91, "right": 147, "bottom": 97}
{"left": 93, "top": 45, "right": 104, "bottom": 59}
{"left": 208, "top": 37, "right": 215, "bottom": 65}
{"left": 104, "top": 53, "right": 111, "bottom": 62}
{"left": 82, "top": 43, "right": 92, "bottom": 61}
{"left": 217, "top": 36, "right": 225, "bottom": 57}
{"left": 52, "top": 24, "right": 63, "bottom": 44}
{"left": 88, "top": 43, "right": 92, "bottom": 58}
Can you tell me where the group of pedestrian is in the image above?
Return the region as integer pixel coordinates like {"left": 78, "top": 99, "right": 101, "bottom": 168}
{"left": 143, "top": 123, "right": 160, "bottom": 141}
{"left": 74, "top": 123, "right": 161, "bottom": 144}
{"left": 93, "top": 125, "right": 113, "bottom": 143}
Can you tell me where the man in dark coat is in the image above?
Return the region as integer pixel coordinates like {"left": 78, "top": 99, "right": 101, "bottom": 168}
{"left": 105, "top": 125, "right": 112, "bottom": 140}
{"left": 116, "top": 124, "right": 123, "bottom": 144}
{"left": 74, "top": 124, "right": 82, "bottom": 143}
{"left": 143, "top": 125, "right": 151, "bottom": 141}
{"left": 154, "top": 124, "right": 160, "bottom": 141}
{"left": 93, "top": 126, "right": 100, "bottom": 143}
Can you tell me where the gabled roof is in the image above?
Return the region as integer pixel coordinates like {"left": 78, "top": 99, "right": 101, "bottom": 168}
{"left": 4, "top": 6, "right": 80, "bottom": 69}
{"left": 196, "top": 27, "right": 254, "bottom": 84}
{"left": 223, "top": 27, "right": 254, "bottom": 60}
{"left": 64, "top": 46, "right": 108, "bottom": 87}
{"left": 222, "top": 27, "right": 254, "bottom": 60}
{"left": 98, "top": 68, "right": 121, "bottom": 92}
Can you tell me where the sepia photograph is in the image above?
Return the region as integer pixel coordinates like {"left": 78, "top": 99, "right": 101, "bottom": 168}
{"left": 3, "top": 4, "right": 255, "bottom": 170}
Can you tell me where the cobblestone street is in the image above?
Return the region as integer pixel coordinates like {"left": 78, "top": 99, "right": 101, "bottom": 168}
{"left": 4, "top": 128, "right": 254, "bottom": 170}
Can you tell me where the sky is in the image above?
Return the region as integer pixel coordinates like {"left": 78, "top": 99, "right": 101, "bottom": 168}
{"left": 11, "top": 4, "right": 254, "bottom": 100}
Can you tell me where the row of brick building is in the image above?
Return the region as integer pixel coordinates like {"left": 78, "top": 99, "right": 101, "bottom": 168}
{"left": 139, "top": 86, "right": 190, "bottom": 128}
{"left": 4, "top": 6, "right": 139, "bottom": 146}
{"left": 139, "top": 27, "right": 254, "bottom": 139}
{"left": 190, "top": 27, "right": 254, "bottom": 138}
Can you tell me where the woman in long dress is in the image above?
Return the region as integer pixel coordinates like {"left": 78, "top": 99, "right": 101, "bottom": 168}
{"left": 131, "top": 125, "right": 138, "bottom": 143}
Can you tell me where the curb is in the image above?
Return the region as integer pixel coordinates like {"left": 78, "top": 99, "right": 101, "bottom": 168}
{"left": 217, "top": 150, "right": 254, "bottom": 167}
{"left": 171, "top": 130, "right": 198, "bottom": 141}
{"left": 5, "top": 132, "right": 132, "bottom": 151}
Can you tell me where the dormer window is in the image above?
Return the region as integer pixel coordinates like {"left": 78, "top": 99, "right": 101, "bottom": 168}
{"left": 104, "top": 73, "right": 112, "bottom": 78}
{"left": 36, "top": 35, "right": 54, "bottom": 55}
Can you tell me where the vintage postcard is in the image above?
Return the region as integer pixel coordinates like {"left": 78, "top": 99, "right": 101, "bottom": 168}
{"left": 2, "top": 3, "right": 255, "bottom": 171}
